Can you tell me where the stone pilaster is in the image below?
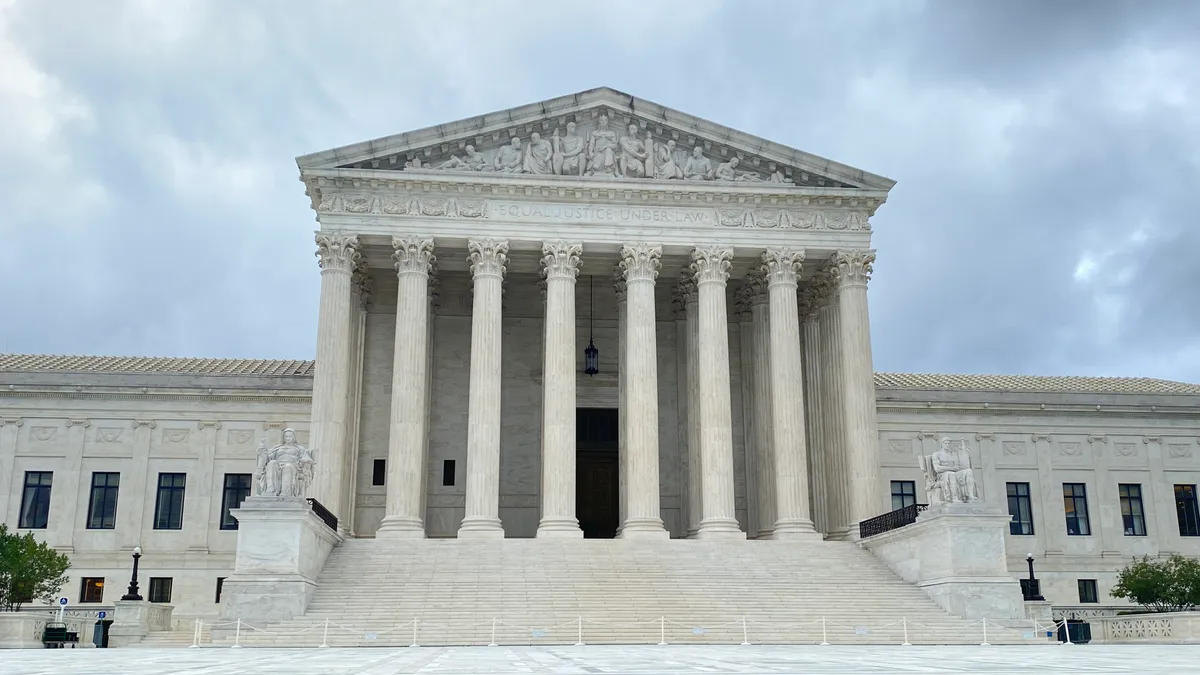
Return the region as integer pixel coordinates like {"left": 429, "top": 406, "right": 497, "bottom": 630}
{"left": 613, "top": 265, "right": 628, "bottom": 531}
{"left": 378, "top": 236, "right": 435, "bottom": 538}
{"left": 746, "top": 271, "right": 777, "bottom": 539}
{"left": 458, "top": 238, "right": 509, "bottom": 538}
{"left": 538, "top": 241, "right": 584, "bottom": 538}
{"left": 691, "top": 246, "right": 744, "bottom": 539}
{"left": 309, "top": 232, "right": 361, "bottom": 517}
{"left": 680, "top": 273, "right": 702, "bottom": 538}
{"left": 818, "top": 273, "right": 851, "bottom": 539}
{"left": 832, "top": 249, "right": 884, "bottom": 531}
{"left": 761, "top": 248, "right": 819, "bottom": 539}
{"left": 122, "top": 420, "right": 154, "bottom": 550}
{"left": 616, "top": 243, "right": 668, "bottom": 538}
{"left": 0, "top": 418, "right": 22, "bottom": 525}
{"left": 799, "top": 287, "right": 826, "bottom": 534}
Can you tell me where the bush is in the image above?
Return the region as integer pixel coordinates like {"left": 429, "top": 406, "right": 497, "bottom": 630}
{"left": 0, "top": 524, "right": 71, "bottom": 612}
{"left": 1110, "top": 554, "right": 1200, "bottom": 613}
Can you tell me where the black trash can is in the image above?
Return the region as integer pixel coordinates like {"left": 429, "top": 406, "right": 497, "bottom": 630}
{"left": 92, "top": 620, "right": 112, "bottom": 648}
{"left": 1057, "top": 619, "right": 1091, "bottom": 644}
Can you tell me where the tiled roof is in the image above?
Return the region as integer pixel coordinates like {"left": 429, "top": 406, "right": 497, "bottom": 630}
{"left": 0, "top": 354, "right": 316, "bottom": 377}
{"left": 2, "top": 355, "right": 1197, "bottom": 395}
{"left": 874, "top": 372, "right": 1200, "bottom": 395}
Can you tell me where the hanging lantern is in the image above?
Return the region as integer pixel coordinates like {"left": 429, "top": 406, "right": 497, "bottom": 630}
{"left": 585, "top": 275, "right": 599, "bottom": 375}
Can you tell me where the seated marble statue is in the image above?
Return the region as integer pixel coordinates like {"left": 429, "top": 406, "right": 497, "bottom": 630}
{"left": 437, "top": 145, "right": 486, "bottom": 172}
{"left": 654, "top": 140, "right": 683, "bottom": 180}
{"left": 683, "top": 145, "right": 713, "bottom": 180}
{"left": 492, "top": 137, "right": 524, "bottom": 173}
{"left": 523, "top": 132, "right": 554, "bottom": 175}
{"left": 255, "top": 428, "right": 315, "bottom": 498}
{"left": 920, "top": 437, "right": 979, "bottom": 504}
{"left": 552, "top": 123, "right": 585, "bottom": 175}
{"left": 618, "top": 124, "right": 650, "bottom": 178}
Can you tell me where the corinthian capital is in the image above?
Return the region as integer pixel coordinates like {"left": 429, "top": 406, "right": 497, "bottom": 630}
{"left": 760, "top": 247, "right": 805, "bottom": 287}
{"left": 691, "top": 246, "right": 733, "bottom": 285}
{"left": 315, "top": 232, "right": 361, "bottom": 272}
{"left": 467, "top": 238, "right": 509, "bottom": 279}
{"left": 620, "top": 243, "right": 662, "bottom": 283}
{"left": 831, "top": 249, "right": 876, "bottom": 288}
{"left": 391, "top": 236, "right": 435, "bottom": 275}
{"left": 541, "top": 241, "right": 583, "bottom": 280}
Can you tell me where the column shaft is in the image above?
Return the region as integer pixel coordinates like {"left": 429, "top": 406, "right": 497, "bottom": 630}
{"left": 672, "top": 285, "right": 690, "bottom": 539}
{"left": 459, "top": 238, "right": 508, "bottom": 538}
{"left": 692, "top": 246, "right": 744, "bottom": 539}
{"left": 683, "top": 283, "right": 702, "bottom": 538}
{"left": 821, "top": 274, "right": 852, "bottom": 539}
{"left": 342, "top": 264, "right": 371, "bottom": 534}
{"left": 309, "top": 233, "right": 360, "bottom": 513}
{"left": 378, "top": 237, "right": 435, "bottom": 538}
{"left": 614, "top": 267, "right": 628, "bottom": 530}
{"left": 748, "top": 275, "right": 777, "bottom": 538}
{"left": 617, "top": 243, "right": 668, "bottom": 538}
{"left": 800, "top": 289, "right": 826, "bottom": 534}
{"left": 762, "top": 248, "right": 818, "bottom": 538}
{"left": 538, "top": 242, "right": 583, "bottom": 538}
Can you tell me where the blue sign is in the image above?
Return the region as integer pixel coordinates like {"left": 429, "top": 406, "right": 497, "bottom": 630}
{"left": 97, "top": 611, "right": 107, "bottom": 619}
{"left": 58, "top": 597, "right": 68, "bottom": 606}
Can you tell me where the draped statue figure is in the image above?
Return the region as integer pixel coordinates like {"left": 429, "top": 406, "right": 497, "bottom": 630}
{"left": 255, "top": 428, "right": 315, "bottom": 498}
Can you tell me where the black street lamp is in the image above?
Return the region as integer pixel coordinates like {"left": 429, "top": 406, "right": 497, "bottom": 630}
{"left": 121, "top": 546, "right": 143, "bottom": 601}
{"left": 1024, "top": 552, "right": 1044, "bottom": 601}
{"left": 584, "top": 275, "right": 599, "bottom": 375}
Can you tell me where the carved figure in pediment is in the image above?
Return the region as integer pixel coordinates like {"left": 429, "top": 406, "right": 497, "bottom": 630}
{"left": 768, "top": 170, "right": 789, "bottom": 184}
{"left": 404, "top": 157, "right": 425, "bottom": 169}
{"left": 523, "top": 132, "right": 554, "bottom": 175}
{"left": 654, "top": 139, "right": 683, "bottom": 180}
{"left": 715, "top": 156, "right": 739, "bottom": 181}
{"left": 683, "top": 145, "right": 713, "bottom": 181}
{"left": 585, "top": 115, "right": 619, "bottom": 177}
{"left": 618, "top": 124, "right": 651, "bottom": 178}
{"left": 437, "top": 145, "right": 486, "bottom": 172}
{"left": 254, "top": 428, "right": 315, "bottom": 498}
{"left": 552, "top": 123, "right": 585, "bottom": 176}
{"left": 492, "top": 137, "right": 524, "bottom": 173}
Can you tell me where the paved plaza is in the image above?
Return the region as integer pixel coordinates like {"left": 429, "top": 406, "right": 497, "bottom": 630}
{"left": 5, "top": 645, "right": 1196, "bottom": 674}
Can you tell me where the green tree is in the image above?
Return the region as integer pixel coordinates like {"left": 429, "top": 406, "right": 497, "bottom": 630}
{"left": 1110, "top": 554, "right": 1200, "bottom": 613}
{"left": 0, "top": 524, "right": 71, "bottom": 612}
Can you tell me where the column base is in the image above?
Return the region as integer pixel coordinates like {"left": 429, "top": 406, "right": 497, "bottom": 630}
{"left": 754, "top": 528, "right": 775, "bottom": 540}
{"left": 768, "top": 520, "right": 823, "bottom": 541}
{"left": 696, "top": 518, "right": 746, "bottom": 539}
{"left": 617, "top": 517, "right": 669, "bottom": 539}
{"left": 376, "top": 516, "right": 426, "bottom": 539}
{"left": 536, "top": 517, "right": 583, "bottom": 538}
{"left": 458, "top": 517, "right": 505, "bottom": 539}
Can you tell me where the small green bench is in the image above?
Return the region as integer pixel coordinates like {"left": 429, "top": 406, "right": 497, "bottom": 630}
{"left": 42, "top": 623, "right": 80, "bottom": 648}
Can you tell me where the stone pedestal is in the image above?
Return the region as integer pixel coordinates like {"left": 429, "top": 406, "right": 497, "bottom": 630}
{"left": 862, "top": 503, "right": 1025, "bottom": 620}
{"left": 219, "top": 497, "right": 343, "bottom": 627}
{"left": 109, "top": 600, "right": 174, "bottom": 647}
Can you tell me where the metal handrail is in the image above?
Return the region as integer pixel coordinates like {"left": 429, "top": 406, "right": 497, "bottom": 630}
{"left": 858, "top": 503, "right": 928, "bottom": 538}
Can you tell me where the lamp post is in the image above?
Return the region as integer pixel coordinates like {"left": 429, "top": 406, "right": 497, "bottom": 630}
{"left": 121, "top": 546, "right": 143, "bottom": 601}
{"left": 1024, "top": 552, "right": 1044, "bottom": 601}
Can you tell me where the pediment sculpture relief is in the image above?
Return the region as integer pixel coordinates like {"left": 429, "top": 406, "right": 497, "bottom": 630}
{"left": 919, "top": 437, "right": 979, "bottom": 504}
{"left": 254, "top": 427, "right": 315, "bottom": 498}
{"left": 405, "top": 114, "right": 794, "bottom": 184}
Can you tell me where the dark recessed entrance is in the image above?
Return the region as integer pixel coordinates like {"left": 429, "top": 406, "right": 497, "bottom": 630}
{"left": 576, "top": 408, "right": 619, "bottom": 539}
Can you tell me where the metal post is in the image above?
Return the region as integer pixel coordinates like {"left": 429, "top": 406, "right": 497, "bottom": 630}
{"left": 576, "top": 616, "right": 584, "bottom": 646}
{"left": 902, "top": 617, "right": 910, "bottom": 646}
{"left": 980, "top": 617, "right": 990, "bottom": 646}
{"left": 1063, "top": 619, "right": 1073, "bottom": 646}
{"left": 741, "top": 616, "right": 750, "bottom": 646}
{"left": 410, "top": 618, "right": 419, "bottom": 648}
{"left": 658, "top": 616, "right": 666, "bottom": 646}
{"left": 488, "top": 617, "right": 497, "bottom": 647}
{"left": 320, "top": 618, "right": 329, "bottom": 648}
{"left": 231, "top": 618, "right": 242, "bottom": 649}
{"left": 190, "top": 618, "right": 199, "bottom": 648}
{"left": 820, "top": 616, "right": 829, "bottom": 646}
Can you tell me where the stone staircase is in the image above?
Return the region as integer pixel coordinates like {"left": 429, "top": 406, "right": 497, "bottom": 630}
{"left": 205, "top": 538, "right": 1042, "bottom": 646}
{"left": 135, "top": 622, "right": 210, "bottom": 648}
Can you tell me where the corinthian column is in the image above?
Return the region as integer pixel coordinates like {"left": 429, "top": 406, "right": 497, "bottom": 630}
{"left": 692, "top": 246, "right": 744, "bottom": 539}
{"left": 538, "top": 241, "right": 584, "bottom": 538}
{"left": 377, "top": 236, "right": 435, "bottom": 538}
{"left": 798, "top": 286, "right": 826, "bottom": 534}
{"left": 613, "top": 265, "right": 628, "bottom": 530}
{"left": 458, "top": 238, "right": 509, "bottom": 539}
{"left": 832, "top": 249, "right": 884, "bottom": 530}
{"left": 761, "top": 248, "right": 819, "bottom": 539}
{"left": 818, "top": 273, "right": 851, "bottom": 538}
{"left": 309, "top": 232, "right": 360, "bottom": 517}
{"left": 746, "top": 270, "right": 777, "bottom": 539}
{"left": 616, "top": 243, "right": 668, "bottom": 538}
{"left": 680, "top": 273, "right": 702, "bottom": 538}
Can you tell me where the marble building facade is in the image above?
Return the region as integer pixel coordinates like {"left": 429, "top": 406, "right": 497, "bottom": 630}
{"left": 2, "top": 88, "right": 1199, "bottom": 621}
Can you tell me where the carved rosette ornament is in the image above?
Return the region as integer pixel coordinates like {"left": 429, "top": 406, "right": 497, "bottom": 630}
{"left": 541, "top": 241, "right": 583, "bottom": 280}
{"left": 690, "top": 246, "right": 733, "bottom": 286}
{"left": 467, "top": 238, "right": 509, "bottom": 279}
{"left": 391, "top": 237, "right": 436, "bottom": 276}
{"left": 831, "top": 249, "right": 876, "bottom": 289}
{"left": 620, "top": 243, "right": 662, "bottom": 284}
{"left": 760, "top": 247, "right": 805, "bottom": 288}
{"left": 315, "top": 233, "right": 361, "bottom": 273}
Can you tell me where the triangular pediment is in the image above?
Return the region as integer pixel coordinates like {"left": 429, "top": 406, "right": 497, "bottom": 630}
{"left": 297, "top": 87, "right": 894, "bottom": 191}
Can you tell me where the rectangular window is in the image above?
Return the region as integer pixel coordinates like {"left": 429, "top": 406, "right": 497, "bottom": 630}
{"left": 215, "top": 577, "right": 226, "bottom": 603}
{"left": 80, "top": 577, "right": 105, "bottom": 603}
{"left": 372, "top": 459, "right": 386, "bottom": 486}
{"left": 1007, "top": 482, "right": 1035, "bottom": 535}
{"left": 153, "top": 473, "right": 187, "bottom": 530}
{"left": 148, "top": 577, "right": 173, "bottom": 604}
{"left": 890, "top": 480, "right": 917, "bottom": 510}
{"left": 443, "top": 459, "right": 456, "bottom": 487}
{"left": 1063, "top": 483, "right": 1091, "bottom": 536}
{"left": 220, "top": 474, "right": 252, "bottom": 530}
{"left": 1119, "top": 483, "right": 1147, "bottom": 536}
{"left": 1078, "top": 579, "right": 1099, "bottom": 603}
{"left": 1176, "top": 485, "right": 1200, "bottom": 537}
{"left": 86, "top": 472, "right": 120, "bottom": 530}
{"left": 18, "top": 471, "right": 53, "bottom": 529}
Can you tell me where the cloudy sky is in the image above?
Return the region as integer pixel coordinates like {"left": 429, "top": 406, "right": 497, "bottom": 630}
{"left": 1, "top": 0, "right": 1197, "bottom": 382}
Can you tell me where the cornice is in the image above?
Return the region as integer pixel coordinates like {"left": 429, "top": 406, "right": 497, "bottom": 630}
{"left": 877, "top": 404, "right": 1200, "bottom": 419}
{"left": 1, "top": 387, "right": 310, "bottom": 404}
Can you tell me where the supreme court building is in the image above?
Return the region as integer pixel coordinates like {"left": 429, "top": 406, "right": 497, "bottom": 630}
{"left": 2, "top": 89, "right": 1199, "bottom": 636}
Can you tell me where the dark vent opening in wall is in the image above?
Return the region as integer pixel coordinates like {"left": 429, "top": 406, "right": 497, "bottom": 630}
{"left": 372, "top": 459, "right": 385, "bottom": 486}
{"left": 443, "top": 460, "right": 456, "bottom": 487}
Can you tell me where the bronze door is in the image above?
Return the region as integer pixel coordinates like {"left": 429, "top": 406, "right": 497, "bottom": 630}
{"left": 576, "top": 450, "right": 619, "bottom": 538}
